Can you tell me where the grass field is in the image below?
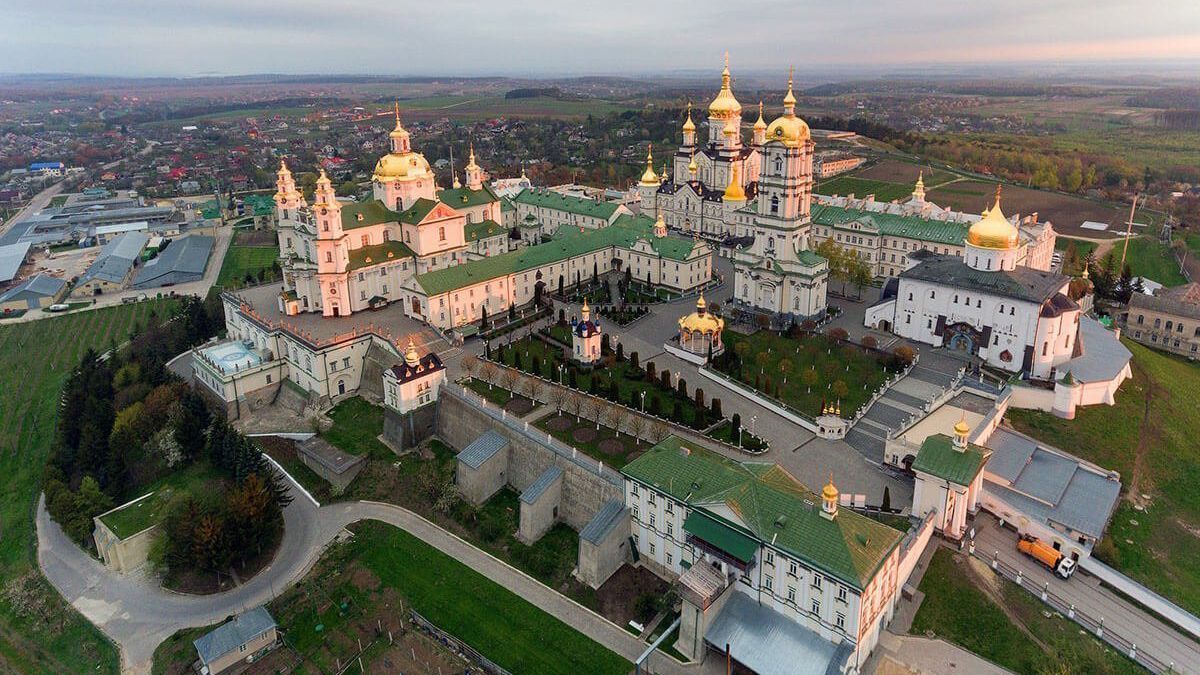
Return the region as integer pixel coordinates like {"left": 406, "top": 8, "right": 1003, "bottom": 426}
{"left": 848, "top": 159, "right": 959, "bottom": 188}
{"left": 717, "top": 331, "right": 893, "bottom": 418}
{"left": 912, "top": 549, "right": 1139, "bottom": 674}
{"left": 349, "top": 520, "right": 630, "bottom": 675}
{"left": 0, "top": 299, "right": 177, "bottom": 673}
{"left": 1117, "top": 236, "right": 1188, "bottom": 286}
{"left": 815, "top": 175, "right": 915, "bottom": 202}
{"left": 321, "top": 397, "right": 392, "bottom": 460}
{"left": 213, "top": 243, "right": 278, "bottom": 290}
{"left": 1008, "top": 340, "right": 1200, "bottom": 615}
{"left": 99, "top": 462, "right": 221, "bottom": 538}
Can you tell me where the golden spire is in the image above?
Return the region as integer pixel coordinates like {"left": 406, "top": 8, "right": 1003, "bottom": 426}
{"left": 723, "top": 162, "right": 746, "bottom": 201}
{"left": 708, "top": 53, "right": 741, "bottom": 118}
{"left": 639, "top": 144, "right": 659, "bottom": 185}
{"left": 754, "top": 101, "right": 767, "bottom": 130}
{"left": 993, "top": 183, "right": 1003, "bottom": 210}
{"left": 467, "top": 142, "right": 478, "bottom": 168}
{"left": 916, "top": 170, "right": 924, "bottom": 189}
{"left": 654, "top": 208, "right": 667, "bottom": 237}
{"left": 697, "top": 292, "right": 706, "bottom": 310}
{"left": 581, "top": 299, "right": 591, "bottom": 321}
{"left": 452, "top": 171, "right": 461, "bottom": 189}
{"left": 682, "top": 101, "right": 696, "bottom": 133}
{"left": 783, "top": 66, "right": 796, "bottom": 111}
{"left": 687, "top": 149, "right": 698, "bottom": 176}
{"left": 404, "top": 337, "right": 420, "bottom": 367}
{"left": 394, "top": 101, "right": 400, "bottom": 126}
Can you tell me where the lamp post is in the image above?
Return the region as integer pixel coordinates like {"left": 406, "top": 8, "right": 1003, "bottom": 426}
{"left": 750, "top": 415, "right": 757, "bottom": 437}
{"left": 558, "top": 363, "right": 564, "bottom": 386}
{"left": 640, "top": 390, "right": 646, "bottom": 413}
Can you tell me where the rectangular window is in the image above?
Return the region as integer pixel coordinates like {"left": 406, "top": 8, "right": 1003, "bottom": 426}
{"left": 812, "top": 574, "right": 823, "bottom": 590}
{"left": 837, "top": 586, "right": 848, "bottom": 602}
{"left": 765, "top": 551, "right": 774, "bottom": 565}
{"left": 788, "top": 561, "right": 798, "bottom": 577}
{"left": 632, "top": 505, "right": 639, "bottom": 519}
{"left": 836, "top": 612, "right": 845, "bottom": 629}
{"left": 764, "top": 575, "right": 773, "bottom": 591}
{"left": 787, "top": 586, "right": 796, "bottom": 602}
{"left": 811, "top": 599, "right": 821, "bottom": 615}
{"left": 649, "top": 513, "right": 656, "bottom": 528}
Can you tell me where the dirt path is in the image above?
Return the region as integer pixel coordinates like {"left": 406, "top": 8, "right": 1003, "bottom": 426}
{"left": 1127, "top": 358, "right": 1157, "bottom": 507}
{"left": 962, "top": 554, "right": 1055, "bottom": 654}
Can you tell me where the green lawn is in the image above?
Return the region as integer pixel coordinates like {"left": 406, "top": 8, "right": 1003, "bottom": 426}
{"left": 1008, "top": 340, "right": 1200, "bottom": 615}
{"left": 534, "top": 411, "right": 645, "bottom": 469}
{"left": 815, "top": 175, "right": 914, "bottom": 202}
{"left": 913, "top": 549, "right": 1140, "bottom": 675}
{"left": 99, "top": 462, "right": 222, "bottom": 538}
{"left": 213, "top": 244, "right": 278, "bottom": 290}
{"left": 48, "top": 195, "right": 68, "bottom": 208}
{"left": 349, "top": 520, "right": 630, "bottom": 675}
{"left": 0, "top": 300, "right": 178, "bottom": 673}
{"left": 716, "top": 331, "right": 893, "bottom": 418}
{"left": 321, "top": 397, "right": 393, "bottom": 460}
{"left": 464, "top": 377, "right": 541, "bottom": 415}
{"left": 706, "top": 419, "right": 767, "bottom": 451}
{"left": 1117, "top": 236, "right": 1187, "bottom": 286}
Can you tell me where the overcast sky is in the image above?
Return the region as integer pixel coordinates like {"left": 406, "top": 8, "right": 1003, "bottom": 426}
{"left": 2, "top": 0, "right": 1199, "bottom": 77}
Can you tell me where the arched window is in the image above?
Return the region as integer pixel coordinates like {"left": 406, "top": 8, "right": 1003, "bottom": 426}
{"left": 770, "top": 195, "right": 779, "bottom": 215}
{"left": 774, "top": 157, "right": 783, "bottom": 173}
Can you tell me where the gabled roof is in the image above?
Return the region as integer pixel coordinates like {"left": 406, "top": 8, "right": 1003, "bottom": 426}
{"left": 347, "top": 240, "right": 414, "bottom": 271}
{"left": 1129, "top": 282, "right": 1200, "bottom": 321}
{"left": 193, "top": 607, "right": 276, "bottom": 665}
{"left": 465, "top": 219, "right": 506, "bottom": 243}
{"left": 0, "top": 274, "right": 66, "bottom": 302}
{"left": 385, "top": 351, "right": 444, "bottom": 383}
{"left": 412, "top": 215, "right": 702, "bottom": 296}
{"left": 900, "top": 254, "right": 1069, "bottom": 304}
{"left": 438, "top": 184, "right": 500, "bottom": 209}
{"left": 341, "top": 200, "right": 400, "bottom": 230}
{"left": 580, "top": 500, "right": 627, "bottom": 544}
{"left": 513, "top": 188, "right": 620, "bottom": 220}
{"left": 396, "top": 197, "right": 443, "bottom": 225}
{"left": 811, "top": 203, "right": 970, "bottom": 247}
{"left": 912, "top": 434, "right": 989, "bottom": 486}
{"left": 622, "top": 436, "right": 903, "bottom": 590}
{"left": 79, "top": 232, "right": 149, "bottom": 285}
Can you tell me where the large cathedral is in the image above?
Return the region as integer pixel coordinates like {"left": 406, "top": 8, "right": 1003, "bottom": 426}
{"left": 638, "top": 59, "right": 830, "bottom": 322}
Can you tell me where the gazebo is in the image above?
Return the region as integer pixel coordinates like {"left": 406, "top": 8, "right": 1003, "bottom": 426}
{"left": 677, "top": 293, "right": 724, "bottom": 360}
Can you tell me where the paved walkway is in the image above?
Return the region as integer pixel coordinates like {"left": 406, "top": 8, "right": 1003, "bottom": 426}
{"left": 971, "top": 514, "right": 1200, "bottom": 674}
{"left": 38, "top": 479, "right": 694, "bottom": 675}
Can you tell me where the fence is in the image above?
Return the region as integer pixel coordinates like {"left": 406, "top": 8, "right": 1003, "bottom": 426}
{"left": 410, "top": 608, "right": 512, "bottom": 675}
{"left": 967, "top": 544, "right": 1177, "bottom": 674}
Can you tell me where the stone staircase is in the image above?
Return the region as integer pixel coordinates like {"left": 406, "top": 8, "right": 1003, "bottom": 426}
{"left": 844, "top": 350, "right": 965, "bottom": 463}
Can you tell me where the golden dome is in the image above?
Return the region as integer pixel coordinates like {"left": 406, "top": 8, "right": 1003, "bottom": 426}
{"left": 682, "top": 102, "right": 696, "bottom": 133}
{"left": 679, "top": 297, "right": 724, "bottom": 334}
{"left": 639, "top": 144, "right": 659, "bottom": 186}
{"left": 765, "top": 115, "right": 810, "bottom": 147}
{"left": 953, "top": 419, "right": 971, "bottom": 437}
{"left": 687, "top": 153, "right": 698, "bottom": 176}
{"left": 723, "top": 163, "right": 746, "bottom": 202}
{"left": 707, "top": 54, "right": 742, "bottom": 119}
{"left": 373, "top": 151, "right": 433, "bottom": 182}
{"left": 822, "top": 475, "right": 839, "bottom": 501}
{"left": 967, "top": 186, "right": 1019, "bottom": 250}
{"left": 404, "top": 338, "right": 420, "bottom": 367}
{"left": 754, "top": 101, "right": 767, "bottom": 131}
{"left": 389, "top": 102, "right": 410, "bottom": 139}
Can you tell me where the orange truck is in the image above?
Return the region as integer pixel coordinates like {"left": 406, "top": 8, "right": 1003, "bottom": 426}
{"left": 1017, "top": 535, "right": 1076, "bottom": 579}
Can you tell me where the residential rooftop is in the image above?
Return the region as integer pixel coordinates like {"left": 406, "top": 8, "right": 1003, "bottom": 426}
{"left": 622, "top": 436, "right": 903, "bottom": 590}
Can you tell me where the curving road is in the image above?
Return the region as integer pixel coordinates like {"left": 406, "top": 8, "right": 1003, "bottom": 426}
{"left": 37, "top": 481, "right": 686, "bottom": 675}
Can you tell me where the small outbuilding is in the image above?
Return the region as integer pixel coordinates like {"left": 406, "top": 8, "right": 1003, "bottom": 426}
{"left": 193, "top": 606, "right": 279, "bottom": 674}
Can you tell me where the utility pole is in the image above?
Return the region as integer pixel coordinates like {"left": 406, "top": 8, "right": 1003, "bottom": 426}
{"left": 1118, "top": 193, "right": 1138, "bottom": 272}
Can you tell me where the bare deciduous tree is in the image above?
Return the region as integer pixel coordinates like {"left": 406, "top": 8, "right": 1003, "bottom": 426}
{"left": 479, "top": 361, "right": 498, "bottom": 389}
{"left": 460, "top": 354, "right": 478, "bottom": 381}
{"left": 565, "top": 392, "right": 583, "bottom": 420}
{"left": 603, "top": 405, "right": 624, "bottom": 435}
{"left": 525, "top": 377, "right": 545, "bottom": 403}
{"left": 548, "top": 387, "right": 568, "bottom": 414}
{"left": 581, "top": 397, "right": 601, "bottom": 429}
{"left": 499, "top": 368, "right": 519, "bottom": 399}
{"left": 627, "top": 414, "right": 647, "bottom": 445}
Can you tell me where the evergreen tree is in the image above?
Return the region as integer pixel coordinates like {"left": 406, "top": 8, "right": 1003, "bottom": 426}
{"left": 175, "top": 390, "right": 211, "bottom": 463}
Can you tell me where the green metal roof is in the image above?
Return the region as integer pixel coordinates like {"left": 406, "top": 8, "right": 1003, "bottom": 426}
{"left": 465, "top": 219, "right": 506, "bottom": 242}
{"left": 242, "top": 194, "right": 275, "bottom": 216}
{"left": 341, "top": 199, "right": 401, "bottom": 230}
{"left": 911, "top": 434, "right": 990, "bottom": 486}
{"left": 623, "top": 436, "right": 903, "bottom": 590}
{"left": 413, "top": 216, "right": 700, "bottom": 296}
{"left": 438, "top": 184, "right": 499, "bottom": 209}
{"left": 811, "top": 203, "right": 970, "bottom": 247}
{"left": 683, "top": 511, "right": 758, "bottom": 563}
{"left": 513, "top": 188, "right": 620, "bottom": 220}
{"left": 397, "top": 198, "right": 441, "bottom": 225}
{"left": 348, "top": 239, "right": 414, "bottom": 270}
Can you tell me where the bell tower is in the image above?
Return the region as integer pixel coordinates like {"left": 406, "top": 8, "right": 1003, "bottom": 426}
{"left": 313, "top": 170, "right": 349, "bottom": 317}
{"left": 464, "top": 143, "right": 484, "bottom": 191}
{"left": 273, "top": 160, "right": 305, "bottom": 222}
